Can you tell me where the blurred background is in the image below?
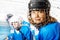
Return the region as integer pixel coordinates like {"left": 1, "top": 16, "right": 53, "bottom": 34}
{"left": 0, "top": 0, "right": 60, "bottom": 40}
{"left": 0, "top": 0, "right": 60, "bottom": 22}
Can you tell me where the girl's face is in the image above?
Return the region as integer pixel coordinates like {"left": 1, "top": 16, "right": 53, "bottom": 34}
{"left": 31, "top": 9, "right": 46, "bottom": 24}
{"left": 11, "top": 22, "right": 20, "bottom": 29}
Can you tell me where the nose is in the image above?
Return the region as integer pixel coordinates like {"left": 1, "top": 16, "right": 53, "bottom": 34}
{"left": 36, "top": 13, "right": 39, "bottom": 17}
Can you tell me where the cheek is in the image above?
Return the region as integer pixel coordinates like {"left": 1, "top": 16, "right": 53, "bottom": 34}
{"left": 39, "top": 14, "right": 46, "bottom": 21}
{"left": 13, "top": 23, "right": 18, "bottom": 28}
{"left": 31, "top": 14, "right": 35, "bottom": 18}
{"left": 31, "top": 14, "right": 36, "bottom": 20}
{"left": 39, "top": 13, "right": 46, "bottom": 17}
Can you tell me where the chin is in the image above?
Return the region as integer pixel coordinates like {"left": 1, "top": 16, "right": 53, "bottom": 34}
{"left": 35, "top": 21, "right": 42, "bottom": 24}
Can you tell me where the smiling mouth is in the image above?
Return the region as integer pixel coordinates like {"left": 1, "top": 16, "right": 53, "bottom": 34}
{"left": 35, "top": 18, "right": 40, "bottom": 20}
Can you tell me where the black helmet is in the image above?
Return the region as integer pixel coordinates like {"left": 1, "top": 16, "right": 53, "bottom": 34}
{"left": 28, "top": 0, "right": 51, "bottom": 11}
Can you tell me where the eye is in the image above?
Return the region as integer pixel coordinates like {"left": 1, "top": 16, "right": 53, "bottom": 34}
{"left": 31, "top": 11, "right": 35, "bottom": 13}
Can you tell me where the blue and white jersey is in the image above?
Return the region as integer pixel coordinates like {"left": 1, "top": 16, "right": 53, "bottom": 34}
{"left": 30, "top": 22, "right": 60, "bottom": 40}
{"left": 38, "top": 22, "right": 60, "bottom": 40}
{"left": 30, "top": 24, "right": 39, "bottom": 40}
{"left": 8, "top": 21, "right": 33, "bottom": 40}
